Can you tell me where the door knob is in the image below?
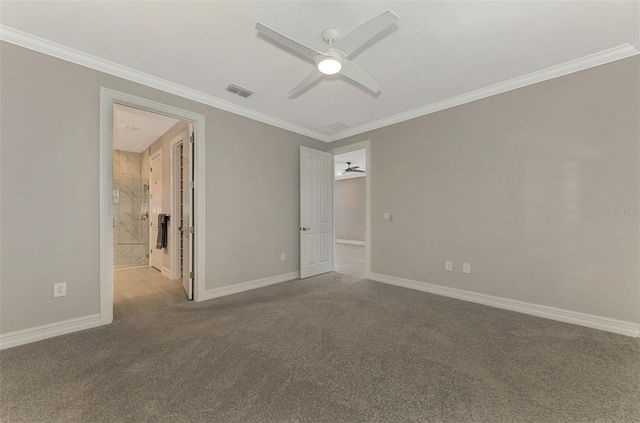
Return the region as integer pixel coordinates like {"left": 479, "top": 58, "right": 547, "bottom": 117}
{"left": 300, "top": 227, "right": 311, "bottom": 231}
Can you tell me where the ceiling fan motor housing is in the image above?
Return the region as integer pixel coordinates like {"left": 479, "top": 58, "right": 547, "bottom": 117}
{"left": 315, "top": 48, "right": 346, "bottom": 66}
{"left": 315, "top": 48, "right": 346, "bottom": 75}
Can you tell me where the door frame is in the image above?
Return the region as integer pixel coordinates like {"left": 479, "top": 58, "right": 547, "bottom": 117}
{"left": 169, "top": 131, "right": 189, "bottom": 281}
{"left": 328, "top": 140, "right": 371, "bottom": 278}
{"left": 100, "top": 88, "right": 206, "bottom": 325}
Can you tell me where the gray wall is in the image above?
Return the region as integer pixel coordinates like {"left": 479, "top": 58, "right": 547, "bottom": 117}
{"left": 0, "top": 42, "right": 327, "bottom": 334}
{"left": 335, "top": 177, "right": 366, "bottom": 241}
{"left": 331, "top": 56, "right": 640, "bottom": 324}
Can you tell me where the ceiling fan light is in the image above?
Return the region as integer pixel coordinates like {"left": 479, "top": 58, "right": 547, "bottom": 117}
{"left": 318, "top": 58, "right": 342, "bottom": 75}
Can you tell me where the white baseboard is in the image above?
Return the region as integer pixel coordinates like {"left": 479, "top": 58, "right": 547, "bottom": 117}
{"left": 335, "top": 239, "right": 366, "bottom": 245}
{"left": 161, "top": 267, "right": 173, "bottom": 280}
{"left": 200, "top": 271, "right": 300, "bottom": 301}
{"left": 0, "top": 314, "right": 101, "bottom": 350}
{"left": 369, "top": 273, "right": 640, "bottom": 338}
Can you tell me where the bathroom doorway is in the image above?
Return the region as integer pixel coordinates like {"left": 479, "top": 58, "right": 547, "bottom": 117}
{"left": 111, "top": 103, "right": 191, "bottom": 319}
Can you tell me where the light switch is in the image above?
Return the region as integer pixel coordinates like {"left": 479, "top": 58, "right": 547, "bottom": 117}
{"left": 383, "top": 213, "right": 390, "bottom": 221}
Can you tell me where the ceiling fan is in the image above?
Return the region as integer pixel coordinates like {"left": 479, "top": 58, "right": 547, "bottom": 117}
{"left": 340, "top": 162, "right": 365, "bottom": 175}
{"left": 255, "top": 11, "right": 399, "bottom": 96}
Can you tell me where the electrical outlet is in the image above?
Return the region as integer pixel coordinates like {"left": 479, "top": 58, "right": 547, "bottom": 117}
{"left": 280, "top": 253, "right": 286, "bottom": 262}
{"left": 463, "top": 263, "right": 471, "bottom": 274}
{"left": 445, "top": 261, "right": 452, "bottom": 271}
{"left": 54, "top": 282, "right": 67, "bottom": 297}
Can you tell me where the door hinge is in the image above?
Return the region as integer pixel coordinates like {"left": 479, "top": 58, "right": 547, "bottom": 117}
{"left": 189, "top": 226, "right": 194, "bottom": 234}
{"left": 190, "top": 133, "right": 194, "bottom": 144}
{"left": 150, "top": 249, "right": 152, "bottom": 254}
{"left": 150, "top": 167, "right": 152, "bottom": 172}
{"left": 189, "top": 271, "right": 194, "bottom": 279}
{"left": 190, "top": 181, "right": 194, "bottom": 190}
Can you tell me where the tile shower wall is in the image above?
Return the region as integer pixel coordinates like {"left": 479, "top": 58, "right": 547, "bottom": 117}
{"left": 113, "top": 150, "right": 150, "bottom": 268}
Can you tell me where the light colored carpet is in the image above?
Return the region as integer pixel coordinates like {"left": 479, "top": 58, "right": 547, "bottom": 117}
{"left": 1, "top": 272, "right": 639, "bottom": 422}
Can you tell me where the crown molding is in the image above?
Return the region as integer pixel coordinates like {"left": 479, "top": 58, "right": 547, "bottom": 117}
{"left": 327, "top": 43, "right": 640, "bottom": 142}
{"left": 0, "top": 25, "right": 331, "bottom": 142}
{"left": 2, "top": 25, "right": 637, "bottom": 144}
{"left": 629, "top": 15, "right": 640, "bottom": 51}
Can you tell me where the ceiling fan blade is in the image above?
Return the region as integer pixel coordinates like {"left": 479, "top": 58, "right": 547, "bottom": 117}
{"left": 288, "top": 69, "right": 323, "bottom": 95}
{"left": 351, "top": 166, "right": 360, "bottom": 169}
{"left": 332, "top": 11, "right": 399, "bottom": 57}
{"left": 256, "top": 22, "right": 321, "bottom": 59}
{"left": 340, "top": 59, "right": 381, "bottom": 93}
{"left": 353, "top": 169, "right": 366, "bottom": 173}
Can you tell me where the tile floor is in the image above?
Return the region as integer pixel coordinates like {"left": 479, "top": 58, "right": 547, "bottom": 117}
{"left": 113, "top": 266, "right": 188, "bottom": 319}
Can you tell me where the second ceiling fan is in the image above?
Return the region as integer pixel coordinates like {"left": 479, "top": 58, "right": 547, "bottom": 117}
{"left": 340, "top": 162, "right": 365, "bottom": 175}
{"left": 256, "top": 10, "right": 399, "bottom": 96}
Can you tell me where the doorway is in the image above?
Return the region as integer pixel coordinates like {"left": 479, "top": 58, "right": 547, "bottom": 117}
{"left": 332, "top": 148, "right": 367, "bottom": 279}
{"left": 329, "top": 141, "right": 371, "bottom": 279}
{"left": 100, "top": 88, "right": 206, "bottom": 325}
{"left": 111, "top": 103, "right": 192, "bottom": 318}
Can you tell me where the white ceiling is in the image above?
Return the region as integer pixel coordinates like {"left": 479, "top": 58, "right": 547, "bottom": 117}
{"left": 2, "top": 1, "right": 639, "bottom": 142}
{"left": 335, "top": 149, "right": 366, "bottom": 180}
{"left": 113, "top": 104, "right": 179, "bottom": 153}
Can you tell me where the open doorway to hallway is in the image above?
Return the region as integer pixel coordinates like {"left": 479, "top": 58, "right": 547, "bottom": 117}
{"left": 112, "top": 104, "right": 192, "bottom": 318}
{"left": 333, "top": 149, "right": 367, "bottom": 279}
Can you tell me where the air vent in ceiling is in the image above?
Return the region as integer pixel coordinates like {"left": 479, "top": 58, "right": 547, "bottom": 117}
{"left": 320, "top": 121, "right": 351, "bottom": 134}
{"left": 226, "top": 84, "right": 254, "bottom": 98}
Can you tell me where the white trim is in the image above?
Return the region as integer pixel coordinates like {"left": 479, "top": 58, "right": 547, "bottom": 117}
{"left": 99, "top": 91, "right": 115, "bottom": 325}
{"left": 369, "top": 273, "right": 640, "bottom": 338}
{"left": 629, "top": 15, "right": 640, "bottom": 51}
{"left": 329, "top": 141, "right": 371, "bottom": 278}
{"left": 113, "top": 265, "right": 148, "bottom": 271}
{"left": 335, "top": 239, "right": 366, "bottom": 245}
{"left": 100, "top": 88, "right": 207, "bottom": 327}
{"left": 0, "top": 25, "right": 323, "bottom": 141}
{"left": 0, "top": 314, "right": 101, "bottom": 350}
{"left": 200, "top": 271, "right": 299, "bottom": 302}
{"left": 335, "top": 172, "right": 366, "bottom": 180}
{"left": 3, "top": 25, "right": 638, "bottom": 144}
{"left": 325, "top": 44, "right": 640, "bottom": 142}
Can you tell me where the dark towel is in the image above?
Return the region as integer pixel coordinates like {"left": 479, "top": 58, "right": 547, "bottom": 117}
{"left": 157, "top": 214, "right": 169, "bottom": 249}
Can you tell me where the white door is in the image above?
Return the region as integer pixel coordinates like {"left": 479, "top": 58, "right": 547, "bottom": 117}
{"left": 300, "top": 146, "right": 333, "bottom": 278}
{"left": 149, "top": 151, "right": 162, "bottom": 270}
{"left": 181, "top": 127, "right": 194, "bottom": 299}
